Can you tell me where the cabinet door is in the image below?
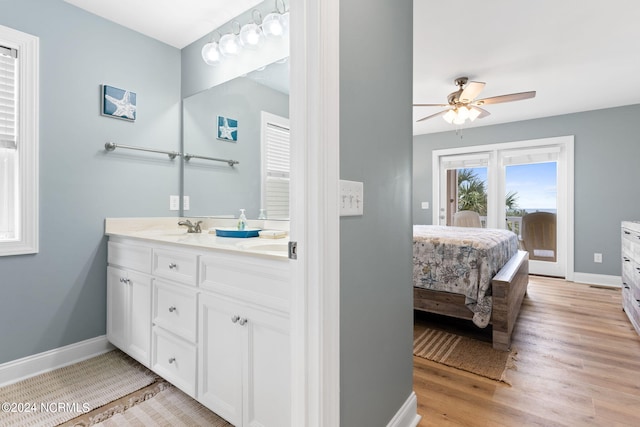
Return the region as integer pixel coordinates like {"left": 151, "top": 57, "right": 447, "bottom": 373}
{"left": 243, "top": 305, "right": 290, "bottom": 427}
{"left": 106, "top": 266, "right": 128, "bottom": 350}
{"left": 199, "top": 293, "right": 244, "bottom": 427}
{"left": 127, "top": 270, "right": 152, "bottom": 366}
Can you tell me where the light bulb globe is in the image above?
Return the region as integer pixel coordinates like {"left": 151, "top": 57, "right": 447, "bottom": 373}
{"left": 201, "top": 42, "right": 221, "bottom": 66}
{"left": 219, "top": 33, "right": 240, "bottom": 57}
{"left": 262, "top": 13, "right": 284, "bottom": 37}
{"left": 239, "top": 23, "right": 264, "bottom": 49}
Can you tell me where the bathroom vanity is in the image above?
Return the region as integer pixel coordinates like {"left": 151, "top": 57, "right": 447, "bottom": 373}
{"left": 105, "top": 217, "right": 291, "bottom": 427}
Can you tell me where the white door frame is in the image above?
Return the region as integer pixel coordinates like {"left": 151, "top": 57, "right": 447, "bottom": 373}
{"left": 289, "top": 1, "right": 341, "bottom": 426}
{"left": 432, "top": 136, "right": 575, "bottom": 280}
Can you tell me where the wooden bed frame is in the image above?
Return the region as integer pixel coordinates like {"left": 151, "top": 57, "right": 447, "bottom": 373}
{"left": 414, "top": 250, "right": 529, "bottom": 351}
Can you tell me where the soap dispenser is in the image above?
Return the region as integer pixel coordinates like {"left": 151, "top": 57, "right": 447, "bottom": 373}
{"left": 238, "top": 209, "right": 247, "bottom": 230}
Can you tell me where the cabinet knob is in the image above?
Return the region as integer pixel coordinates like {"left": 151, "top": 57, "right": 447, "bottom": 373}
{"left": 168, "top": 263, "right": 177, "bottom": 269}
{"left": 168, "top": 306, "right": 177, "bottom": 313}
{"left": 239, "top": 317, "right": 248, "bottom": 326}
{"left": 168, "top": 357, "right": 175, "bottom": 364}
{"left": 231, "top": 315, "right": 240, "bottom": 323}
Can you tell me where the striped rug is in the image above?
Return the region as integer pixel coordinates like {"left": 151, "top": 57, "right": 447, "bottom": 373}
{"left": 413, "top": 327, "right": 516, "bottom": 384}
{"left": 0, "top": 350, "right": 158, "bottom": 427}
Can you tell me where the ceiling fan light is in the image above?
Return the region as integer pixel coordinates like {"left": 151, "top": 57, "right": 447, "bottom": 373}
{"left": 457, "top": 106, "right": 470, "bottom": 121}
{"left": 453, "top": 115, "right": 465, "bottom": 125}
{"left": 443, "top": 109, "right": 456, "bottom": 124}
{"left": 468, "top": 107, "right": 481, "bottom": 121}
{"left": 201, "top": 42, "right": 221, "bottom": 66}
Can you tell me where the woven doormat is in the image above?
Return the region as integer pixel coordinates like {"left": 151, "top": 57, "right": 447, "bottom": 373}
{"left": 413, "top": 327, "right": 516, "bottom": 384}
{"left": 0, "top": 350, "right": 158, "bottom": 427}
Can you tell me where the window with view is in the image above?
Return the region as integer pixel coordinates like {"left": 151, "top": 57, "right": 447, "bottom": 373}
{"left": 0, "top": 25, "right": 38, "bottom": 256}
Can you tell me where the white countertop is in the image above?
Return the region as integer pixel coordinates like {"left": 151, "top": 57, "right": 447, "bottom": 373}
{"left": 105, "top": 217, "right": 290, "bottom": 259}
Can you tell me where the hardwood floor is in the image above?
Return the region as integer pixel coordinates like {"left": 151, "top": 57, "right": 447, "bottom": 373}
{"left": 413, "top": 276, "right": 640, "bottom": 426}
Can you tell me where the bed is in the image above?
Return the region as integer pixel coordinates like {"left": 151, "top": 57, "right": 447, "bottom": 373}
{"left": 413, "top": 225, "right": 529, "bottom": 351}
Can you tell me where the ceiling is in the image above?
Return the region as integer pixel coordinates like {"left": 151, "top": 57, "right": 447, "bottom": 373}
{"left": 64, "top": 0, "right": 640, "bottom": 135}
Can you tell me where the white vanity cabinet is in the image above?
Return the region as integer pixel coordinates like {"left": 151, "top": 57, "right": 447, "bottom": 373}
{"left": 199, "top": 293, "right": 290, "bottom": 427}
{"left": 105, "top": 230, "right": 290, "bottom": 427}
{"left": 106, "top": 241, "right": 153, "bottom": 367}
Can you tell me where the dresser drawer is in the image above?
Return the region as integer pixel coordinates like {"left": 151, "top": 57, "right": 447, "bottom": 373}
{"left": 153, "top": 248, "right": 198, "bottom": 286}
{"left": 152, "top": 327, "right": 197, "bottom": 397}
{"left": 622, "top": 227, "right": 640, "bottom": 259}
{"left": 108, "top": 241, "right": 152, "bottom": 274}
{"left": 153, "top": 280, "right": 197, "bottom": 342}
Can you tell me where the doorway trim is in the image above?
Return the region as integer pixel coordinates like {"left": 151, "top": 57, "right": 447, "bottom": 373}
{"left": 289, "top": 0, "right": 341, "bottom": 426}
{"left": 432, "top": 136, "right": 575, "bottom": 280}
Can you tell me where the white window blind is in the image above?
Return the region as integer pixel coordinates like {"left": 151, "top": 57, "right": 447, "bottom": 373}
{"left": 0, "top": 24, "right": 39, "bottom": 255}
{"left": 0, "top": 45, "right": 17, "bottom": 150}
{"left": 0, "top": 44, "right": 17, "bottom": 240}
{"left": 261, "top": 112, "right": 290, "bottom": 220}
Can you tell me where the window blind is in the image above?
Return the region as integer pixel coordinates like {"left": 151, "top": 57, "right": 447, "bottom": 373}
{"left": 264, "top": 121, "right": 290, "bottom": 219}
{"left": 0, "top": 45, "right": 17, "bottom": 150}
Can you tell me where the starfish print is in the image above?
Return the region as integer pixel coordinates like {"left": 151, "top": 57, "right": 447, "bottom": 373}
{"left": 219, "top": 117, "right": 237, "bottom": 140}
{"left": 106, "top": 90, "right": 136, "bottom": 120}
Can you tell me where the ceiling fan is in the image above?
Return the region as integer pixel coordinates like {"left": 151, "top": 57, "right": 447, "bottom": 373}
{"left": 414, "top": 77, "right": 536, "bottom": 124}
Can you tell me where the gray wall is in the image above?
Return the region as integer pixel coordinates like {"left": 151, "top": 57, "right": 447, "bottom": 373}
{"left": 183, "top": 77, "right": 289, "bottom": 217}
{"left": 340, "top": 0, "right": 414, "bottom": 425}
{"left": 0, "top": 0, "right": 181, "bottom": 364}
{"left": 414, "top": 104, "right": 640, "bottom": 276}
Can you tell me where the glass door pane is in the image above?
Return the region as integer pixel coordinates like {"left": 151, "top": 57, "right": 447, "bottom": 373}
{"left": 505, "top": 161, "right": 562, "bottom": 276}
{"left": 444, "top": 167, "right": 488, "bottom": 227}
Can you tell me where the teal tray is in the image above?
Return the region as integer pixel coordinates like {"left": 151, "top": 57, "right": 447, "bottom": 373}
{"left": 215, "top": 227, "right": 261, "bottom": 238}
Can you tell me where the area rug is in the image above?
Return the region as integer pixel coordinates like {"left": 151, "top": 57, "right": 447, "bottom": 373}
{"left": 0, "top": 350, "right": 159, "bottom": 427}
{"left": 89, "top": 384, "right": 233, "bottom": 427}
{"left": 413, "top": 327, "right": 517, "bottom": 384}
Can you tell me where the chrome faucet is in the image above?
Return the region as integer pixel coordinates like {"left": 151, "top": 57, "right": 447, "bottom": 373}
{"left": 178, "top": 219, "right": 202, "bottom": 233}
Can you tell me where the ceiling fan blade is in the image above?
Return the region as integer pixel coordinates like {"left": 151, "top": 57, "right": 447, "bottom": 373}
{"left": 473, "top": 91, "right": 536, "bottom": 106}
{"left": 413, "top": 103, "right": 449, "bottom": 107}
{"left": 459, "top": 81, "right": 485, "bottom": 103}
{"left": 474, "top": 106, "right": 491, "bottom": 119}
{"left": 416, "top": 109, "right": 449, "bottom": 122}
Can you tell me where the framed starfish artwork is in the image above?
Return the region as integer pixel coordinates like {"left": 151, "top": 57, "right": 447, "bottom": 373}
{"left": 101, "top": 84, "right": 137, "bottom": 121}
{"left": 217, "top": 115, "right": 238, "bottom": 142}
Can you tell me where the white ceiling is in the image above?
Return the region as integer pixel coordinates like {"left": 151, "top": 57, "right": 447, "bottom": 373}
{"left": 64, "top": 0, "right": 640, "bottom": 135}
{"left": 63, "top": 0, "right": 263, "bottom": 49}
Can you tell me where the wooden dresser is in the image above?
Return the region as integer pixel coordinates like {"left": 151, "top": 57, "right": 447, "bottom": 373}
{"left": 622, "top": 221, "right": 640, "bottom": 335}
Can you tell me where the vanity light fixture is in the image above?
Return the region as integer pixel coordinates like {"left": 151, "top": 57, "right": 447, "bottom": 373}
{"left": 201, "top": 0, "right": 289, "bottom": 67}
{"left": 201, "top": 32, "right": 222, "bottom": 66}
{"left": 218, "top": 22, "right": 242, "bottom": 57}
{"left": 239, "top": 10, "right": 265, "bottom": 49}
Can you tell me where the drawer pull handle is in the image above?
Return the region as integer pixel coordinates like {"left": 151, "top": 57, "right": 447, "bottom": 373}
{"left": 624, "top": 230, "right": 631, "bottom": 235}
{"left": 168, "top": 306, "right": 177, "bottom": 313}
{"left": 231, "top": 315, "right": 240, "bottom": 323}
{"left": 168, "top": 357, "right": 176, "bottom": 364}
{"left": 624, "top": 257, "right": 631, "bottom": 262}
{"left": 120, "top": 278, "right": 130, "bottom": 284}
{"left": 239, "top": 318, "right": 248, "bottom": 326}
{"left": 168, "top": 263, "right": 177, "bottom": 269}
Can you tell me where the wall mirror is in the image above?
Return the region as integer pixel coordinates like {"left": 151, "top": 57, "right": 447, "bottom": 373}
{"left": 182, "top": 58, "right": 290, "bottom": 219}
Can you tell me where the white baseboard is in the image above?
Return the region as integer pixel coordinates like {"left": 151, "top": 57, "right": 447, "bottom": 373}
{"left": 0, "top": 335, "right": 114, "bottom": 387}
{"left": 387, "top": 391, "right": 421, "bottom": 427}
{"left": 572, "top": 272, "right": 621, "bottom": 288}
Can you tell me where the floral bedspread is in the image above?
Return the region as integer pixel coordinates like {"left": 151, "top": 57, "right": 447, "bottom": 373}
{"left": 413, "top": 225, "right": 518, "bottom": 328}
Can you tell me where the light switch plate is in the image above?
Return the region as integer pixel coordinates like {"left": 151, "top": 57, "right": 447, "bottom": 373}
{"left": 421, "top": 202, "right": 429, "bottom": 209}
{"left": 169, "top": 195, "right": 180, "bottom": 211}
{"left": 340, "top": 180, "right": 364, "bottom": 216}
{"left": 183, "top": 196, "right": 190, "bottom": 211}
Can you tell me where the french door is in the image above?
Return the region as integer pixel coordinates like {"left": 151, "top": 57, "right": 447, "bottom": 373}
{"left": 433, "top": 136, "right": 574, "bottom": 278}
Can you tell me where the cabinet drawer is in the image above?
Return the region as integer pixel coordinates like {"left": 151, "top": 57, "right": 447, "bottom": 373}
{"left": 622, "top": 227, "right": 640, "bottom": 259}
{"left": 108, "top": 241, "right": 152, "bottom": 274}
{"left": 153, "top": 280, "right": 197, "bottom": 342}
{"left": 153, "top": 248, "right": 198, "bottom": 286}
{"left": 152, "top": 327, "right": 197, "bottom": 397}
{"left": 199, "top": 252, "right": 290, "bottom": 313}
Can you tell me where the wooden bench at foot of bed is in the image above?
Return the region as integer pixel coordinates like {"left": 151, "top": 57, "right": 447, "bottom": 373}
{"left": 414, "top": 250, "right": 529, "bottom": 351}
